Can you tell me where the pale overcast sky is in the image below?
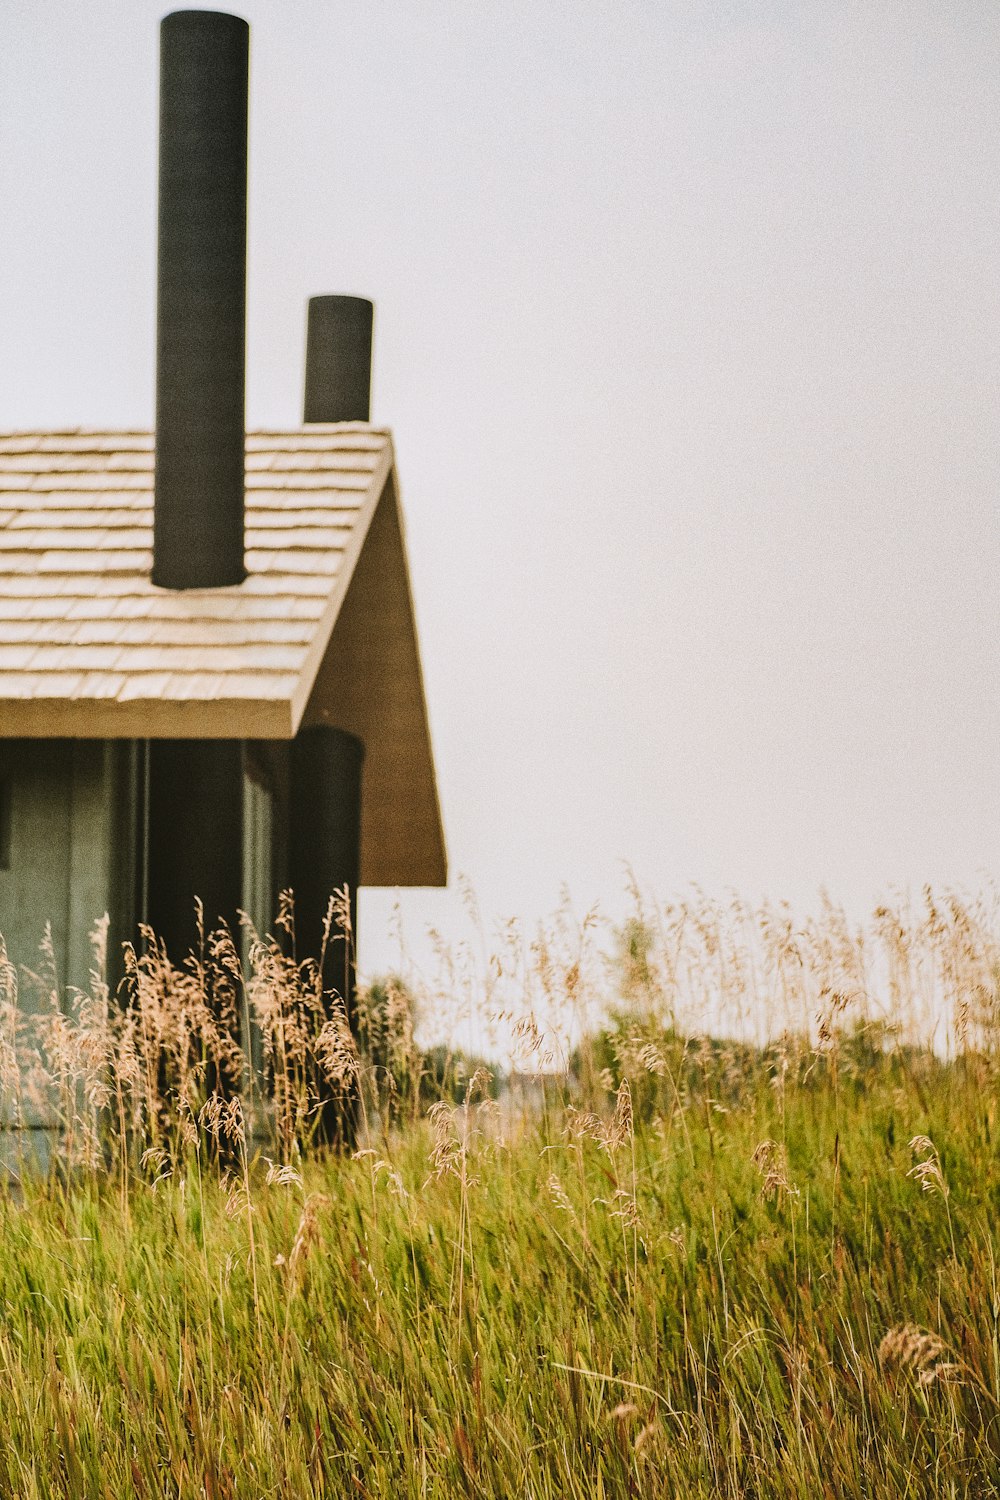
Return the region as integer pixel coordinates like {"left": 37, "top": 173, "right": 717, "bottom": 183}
{"left": 2, "top": 2, "right": 999, "bottom": 981}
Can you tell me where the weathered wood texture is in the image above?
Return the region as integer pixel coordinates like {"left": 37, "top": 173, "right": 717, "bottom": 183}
{"left": 303, "top": 474, "right": 446, "bottom": 886}
{"left": 0, "top": 738, "right": 138, "bottom": 1005}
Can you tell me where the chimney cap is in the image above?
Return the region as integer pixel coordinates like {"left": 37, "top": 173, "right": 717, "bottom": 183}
{"left": 162, "top": 9, "right": 249, "bottom": 27}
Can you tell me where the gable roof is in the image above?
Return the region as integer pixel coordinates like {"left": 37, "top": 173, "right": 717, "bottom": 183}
{"left": 0, "top": 426, "right": 446, "bottom": 886}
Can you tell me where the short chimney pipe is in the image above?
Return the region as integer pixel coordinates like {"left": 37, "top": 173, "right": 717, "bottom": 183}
{"left": 303, "top": 296, "right": 374, "bottom": 423}
{"left": 153, "top": 10, "right": 249, "bottom": 589}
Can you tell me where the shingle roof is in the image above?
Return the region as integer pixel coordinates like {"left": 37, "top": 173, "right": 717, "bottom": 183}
{"left": 0, "top": 426, "right": 446, "bottom": 885}
{"left": 0, "top": 426, "right": 390, "bottom": 735}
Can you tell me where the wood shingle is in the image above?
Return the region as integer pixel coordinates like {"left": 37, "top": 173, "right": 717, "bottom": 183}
{"left": 0, "top": 423, "right": 446, "bottom": 885}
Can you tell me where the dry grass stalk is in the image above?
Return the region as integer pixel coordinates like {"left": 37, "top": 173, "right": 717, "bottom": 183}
{"left": 3, "top": 879, "right": 1000, "bottom": 1185}
{"left": 607, "top": 1078, "right": 634, "bottom": 1152}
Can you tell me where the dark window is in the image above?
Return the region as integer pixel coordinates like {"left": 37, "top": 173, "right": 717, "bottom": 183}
{"left": 0, "top": 780, "right": 10, "bottom": 870}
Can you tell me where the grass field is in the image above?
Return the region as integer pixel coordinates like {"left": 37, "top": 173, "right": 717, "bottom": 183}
{"left": 1, "top": 888, "right": 999, "bottom": 1497}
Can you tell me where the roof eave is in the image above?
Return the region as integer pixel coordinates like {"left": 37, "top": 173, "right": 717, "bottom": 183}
{"left": 0, "top": 695, "right": 296, "bottom": 739}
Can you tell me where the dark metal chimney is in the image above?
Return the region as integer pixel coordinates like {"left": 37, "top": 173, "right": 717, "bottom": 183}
{"left": 289, "top": 724, "right": 365, "bottom": 1145}
{"left": 153, "top": 10, "right": 249, "bottom": 589}
{"left": 289, "top": 726, "right": 364, "bottom": 991}
{"left": 293, "top": 296, "right": 373, "bottom": 1141}
{"left": 303, "top": 296, "right": 374, "bottom": 422}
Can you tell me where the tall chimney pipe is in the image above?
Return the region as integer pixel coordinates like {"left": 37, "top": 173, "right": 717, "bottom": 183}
{"left": 303, "top": 296, "right": 374, "bottom": 423}
{"left": 153, "top": 10, "right": 249, "bottom": 589}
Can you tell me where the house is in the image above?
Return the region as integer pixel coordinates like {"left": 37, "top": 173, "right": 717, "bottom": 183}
{"left": 0, "top": 10, "right": 446, "bottom": 1006}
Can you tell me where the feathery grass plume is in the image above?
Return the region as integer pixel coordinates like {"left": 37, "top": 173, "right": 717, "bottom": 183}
{"left": 199, "top": 1093, "right": 226, "bottom": 1145}
{"left": 321, "top": 885, "right": 355, "bottom": 1011}
{"left": 354, "top": 1148, "right": 409, "bottom": 1202}
{"left": 427, "top": 1099, "right": 463, "bottom": 1181}
{"left": 277, "top": 1192, "right": 331, "bottom": 1293}
{"left": 118, "top": 918, "right": 244, "bottom": 1148}
{"left": 878, "top": 1325, "right": 963, "bottom": 1389}
{"left": 314, "top": 999, "right": 361, "bottom": 1094}
{"left": 264, "top": 1159, "right": 303, "bottom": 1188}
{"left": 751, "top": 1138, "right": 800, "bottom": 1203}
{"left": 508, "top": 1010, "right": 551, "bottom": 1069}
{"left": 245, "top": 929, "right": 318, "bottom": 1157}
{"left": 637, "top": 1042, "right": 667, "bottom": 1076}
{"left": 273, "top": 886, "right": 295, "bottom": 940}
{"left": 314, "top": 991, "right": 362, "bottom": 1147}
{"left": 606, "top": 1078, "right": 634, "bottom": 1152}
{"left": 176, "top": 1094, "right": 198, "bottom": 1152}
{"left": 547, "top": 1173, "right": 573, "bottom": 1213}
{"left": 907, "top": 1135, "right": 949, "bottom": 1199}
{"left": 608, "top": 1401, "right": 639, "bottom": 1422}
{"left": 465, "top": 1065, "right": 493, "bottom": 1106}
{"left": 139, "top": 1145, "right": 171, "bottom": 1187}
{"left": 815, "top": 986, "right": 854, "bottom": 1052}
{"left": 223, "top": 1178, "right": 253, "bottom": 1220}
{"left": 564, "top": 1107, "right": 606, "bottom": 1145}
{"left": 609, "top": 1187, "right": 644, "bottom": 1239}
{"left": 425, "top": 1077, "right": 497, "bottom": 1190}
{"left": 221, "top": 1095, "right": 247, "bottom": 1149}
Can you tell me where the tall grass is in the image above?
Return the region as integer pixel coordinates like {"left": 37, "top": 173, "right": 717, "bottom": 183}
{"left": 0, "top": 882, "right": 999, "bottom": 1496}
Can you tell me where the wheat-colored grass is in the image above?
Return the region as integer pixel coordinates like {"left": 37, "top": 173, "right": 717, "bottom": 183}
{"left": 0, "top": 882, "right": 998, "bottom": 1496}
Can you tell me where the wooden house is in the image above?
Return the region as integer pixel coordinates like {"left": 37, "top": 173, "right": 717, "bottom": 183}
{"left": 0, "top": 11, "right": 446, "bottom": 1005}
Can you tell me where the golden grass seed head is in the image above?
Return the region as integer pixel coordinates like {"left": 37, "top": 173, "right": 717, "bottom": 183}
{"left": 878, "top": 1325, "right": 963, "bottom": 1389}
